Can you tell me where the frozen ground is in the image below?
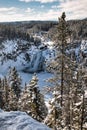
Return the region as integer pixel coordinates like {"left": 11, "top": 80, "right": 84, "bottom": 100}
{"left": 0, "top": 110, "right": 51, "bottom": 130}
{"left": 19, "top": 71, "right": 53, "bottom": 87}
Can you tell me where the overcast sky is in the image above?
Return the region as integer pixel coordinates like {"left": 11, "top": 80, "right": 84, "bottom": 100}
{"left": 0, "top": 0, "right": 87, "bottom": 22}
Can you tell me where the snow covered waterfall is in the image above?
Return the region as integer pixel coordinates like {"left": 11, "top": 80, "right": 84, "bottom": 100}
{"left": 25, "top": 50, "right": 45, "bottom": 73}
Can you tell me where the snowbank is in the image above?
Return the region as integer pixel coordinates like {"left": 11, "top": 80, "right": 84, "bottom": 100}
{"left": 0, "top": 110, "right": 51, "bottom": 130}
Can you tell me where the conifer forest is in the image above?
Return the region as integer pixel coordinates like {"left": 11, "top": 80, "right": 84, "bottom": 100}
{"left": 0, "top": 2, "right": 87, "bottom": 129}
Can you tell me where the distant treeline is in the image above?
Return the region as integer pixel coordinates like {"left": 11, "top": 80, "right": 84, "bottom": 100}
{"left": 0, "top": 18, "right": 87, "bottom": 42}
{"left": 0, "top": 24, "right": 41, "bottom": 45}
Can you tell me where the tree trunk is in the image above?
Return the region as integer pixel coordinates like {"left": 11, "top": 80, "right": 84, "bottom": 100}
{"left": 61, "top": 41, "right": 64, "bottom": 107}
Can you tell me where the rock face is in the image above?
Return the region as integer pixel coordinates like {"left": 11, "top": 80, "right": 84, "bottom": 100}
{"left": 0, "top": 110, "right": 51, "bottom": 130}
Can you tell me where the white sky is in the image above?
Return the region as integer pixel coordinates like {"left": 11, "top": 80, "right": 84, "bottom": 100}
{"left": 0, "top": 0, "right": 87, "bottom": 22}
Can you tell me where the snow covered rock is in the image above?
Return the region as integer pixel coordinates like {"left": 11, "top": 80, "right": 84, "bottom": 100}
{"left": 0, "top": 39, "right": 30, "bottom": 73}
{"left": 0, "top": 110, "right": 51, "bottom": 130}
{"left": 80, "top": 40, "right": 87, "bottom": 58}
{"left": 81, "top": 40, "right": 87, "bottom": 51}
{"left": 0, "top": 39, "right": 53, "bottom": 74}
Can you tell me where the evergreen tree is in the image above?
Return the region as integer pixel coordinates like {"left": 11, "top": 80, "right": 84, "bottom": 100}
{"left": 0, "top": 78, "right": 4, "bottom": 90}
{"left": 0, "top": 78, "right": 2, "bottom": 89}
{"left": 2, "top": 76, "right": 10, "bottom": 110}
{"left": 0, "top": 77, "right": 9, "bottom": 109}
{"left": 73, "top": 67, "right": 86, "bottom": 130}
{"left": 8, "top": 67, "right": 21, "bottom": 98}
{"left": 19, "top": 73, "right": 47, "bottom": 121}
{"left": 46, "top": 12, "right": 76, "bottom": 129}
{"left": 18, "top": 84, "right": 33, "bottom": 114}
{"left": 8, "top": 87, "right": 18, "bottom": 111}
{"left": 0, "top": 91, "right": 4, "bottom": 109}
{"left": 3, "top": 76, "right": 9, "bottom": 103}
{"left": 55, "top": 12, "right": 68, "bottom": 107}
{"left": 44, "top": 89, "right": 61, "bottom": 130}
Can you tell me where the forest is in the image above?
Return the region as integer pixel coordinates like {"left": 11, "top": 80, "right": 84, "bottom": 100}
{"left": 0, "top": 12, "right": 87, "bottom": 130}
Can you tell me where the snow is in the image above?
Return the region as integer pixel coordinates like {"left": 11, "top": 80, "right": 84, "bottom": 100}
{"left": 3, "top": 40, "right": 18, "bottom": 54}
{"left": 83, "top": 123, "right": 87, "bottom": 129}
{"left": 81, "top": 40, "right": 87, "bottom": 51}
{"left": 0, "top": 38, "right": 54, "bottom": 88}
{"left": 0, "top": 74, "right": 3, "bottom": 78}
{"left": 0, "top": 39, "right": 29, "bottom": 73}
{"left": 0, "top": 110, "right": 51, "bottom": 130}
{"left": 0, "top": 38, "right": 54, "bottom": 72}
{"left": 66, "top": 40, "right": 87, "bottom": 62}
{"left": 85, "top": 90, "right": 87, "bottom": 98}
{"left": 19, "top": 71, "right": 53, "bottom": 88}
{"left": 75, "top": 46, "right": 80, "bottom": 57}
{"left": 29, "top": 45, "right": 38, "bottom": 55}
{"left": 1, "top": 38, "right": 86, "bottom": 98}
{"left": 75, "top": 101, "right": 82, "bottom": 106}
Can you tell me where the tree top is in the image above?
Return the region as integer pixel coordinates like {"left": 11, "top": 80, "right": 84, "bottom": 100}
{"left": 61, "top": 12, "right": 66, "bottom": 20}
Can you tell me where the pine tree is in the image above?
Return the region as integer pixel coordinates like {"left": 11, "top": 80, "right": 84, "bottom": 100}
{"left": 2, "top": 76, "right": 10, "bottom": 110}
{"left": 8, "top": 87, "right": 18, "bottom": 111}
{"left": 19, "top": 73, "right": 47, "bottom": 122}
{"left": 66, "top": 66, "right": 86, "bottom": 130}
{"left": 3, "top": 77, "right": 9, "bottom": 103}
{"left": 0, "top": 77, "right": 9, "bottom": 109}
{"left": 0, "top": 78, "right": 5, "bottom": 90}
{"left": 54, "top": 12, "right": 72, "bottom": 107}
{"left": 46, "top": 12, "right": 76, "bottom": 129}
{"left": 0, "top": 78, "right": 2, "bottom": 89}
{"left": 47, "top": 12, "right": 71, "bottom": 106}
{"left": 0, "top": 78, "right": 4, "bottom": 109}
{"left": 0, "top": 86, "right": 4, "bottom": 109}
{"left": 44, "top": 89, "right": 61, "bottom": 129}
{"left": 18, "top": 84, "right": 33, "bottom": 114}
{"left": 8, "top": 67, "right": 21, "bottom": 98}
{"left": 29, "top": 73, "right": 47, "bottom": 121}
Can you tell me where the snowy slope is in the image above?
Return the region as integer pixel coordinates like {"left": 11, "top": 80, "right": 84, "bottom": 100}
{"left": 0, "top": 38, "right": 54, "bottom": 74}
{"left": 66, "top": 40, "right": 87, "bottom": 62}
{"left": 81, "top": 40, "right": 87, "bottom": 51}
{"left": 0, "top": 39, "right": 30, "bottom": 73}
{"left": 19, "top": 71, "right": 53, "bottom": 87}
{"left": 0, "top": 38, "right": 86, "bottom": 86}
{"left": 0, "top": 38, "right": 54, "bottom": 86}
{"left": 0, "top": 110, "right": 51, "bottom": 130}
